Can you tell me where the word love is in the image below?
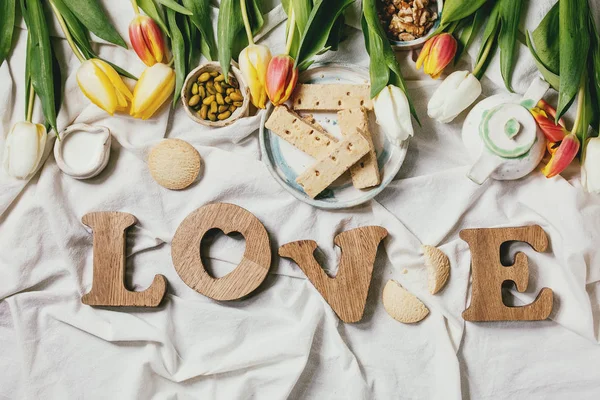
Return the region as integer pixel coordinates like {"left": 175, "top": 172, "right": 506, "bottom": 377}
{"left": 81, "top": 203, "right": 553, "bottom": 323}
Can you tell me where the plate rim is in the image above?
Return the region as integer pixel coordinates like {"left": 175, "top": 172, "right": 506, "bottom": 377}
{"left": 259, "top": 62, "right": 409, "bottom": 210}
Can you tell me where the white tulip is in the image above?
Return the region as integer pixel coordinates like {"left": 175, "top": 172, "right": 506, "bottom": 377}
{"left": 3, "top": 122, "right": 47, "bottom": 180}
{"left": 373, "top": 85, "right": 414, "bottom": 146}
{"left": 583, "top": 138, "right": 600, "bottom": 193}
{"left": 428, "top": 70, "right": 482, "bottom": 124}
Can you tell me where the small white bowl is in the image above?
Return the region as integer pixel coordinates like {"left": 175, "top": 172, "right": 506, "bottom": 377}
{"left": 385, "top": 0, "right": 444, "bottom": 51}
{"left": 181, "top": 62, "right": 250, "bottom": 128}
{"left": 54, "top": 124, "right": 111, "bottom": 180}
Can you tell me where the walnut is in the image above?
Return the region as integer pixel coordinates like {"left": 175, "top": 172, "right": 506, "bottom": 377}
{"left": 399, "top": 33, "right": 416, "bottom": 41}
{"left": 379, "top": 0, "right": 438, "bottom": 41}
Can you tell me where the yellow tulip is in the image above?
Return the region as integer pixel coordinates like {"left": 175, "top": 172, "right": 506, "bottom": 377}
{"left": 130, "top": 63, "right": 175, "bottom": 120}
{"left": 77, "top": 59, "right": 133, "bottom": 115}
{"left": 239, "top": 44, "right": 272, "bottom": 109}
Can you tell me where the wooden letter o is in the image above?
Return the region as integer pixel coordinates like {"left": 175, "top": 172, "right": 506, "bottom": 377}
{"left": 172, "top": 203, "right": 271, "bottom": 301}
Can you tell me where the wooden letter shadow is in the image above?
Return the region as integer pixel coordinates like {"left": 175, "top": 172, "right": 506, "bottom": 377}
{"left": 172, "top": 203, "right": 271, "bottom": 301}
{"left": 82, "top": 212, "right": 167, "bottom": 307}
{"left": 279, "top": 226, "right": 388, "bottom": 323}
{"left": 461, "top": 225, "right": 554, "bottom": 322}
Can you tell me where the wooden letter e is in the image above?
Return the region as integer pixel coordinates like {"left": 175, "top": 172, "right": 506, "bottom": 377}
{"left": 461, "top": 225, "right": 553, "bottom": 322}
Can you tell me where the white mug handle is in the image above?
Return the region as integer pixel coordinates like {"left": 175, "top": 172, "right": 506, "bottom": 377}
{"left": 522, "top": 76, "right": 550, "bottom": 109}
{"left": 467, "top": 154, "right": 504, "bottom": 185}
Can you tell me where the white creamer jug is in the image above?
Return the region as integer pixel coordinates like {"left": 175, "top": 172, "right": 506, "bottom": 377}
{"left": 462, "top": 77, "right": 550, "bottom": 185}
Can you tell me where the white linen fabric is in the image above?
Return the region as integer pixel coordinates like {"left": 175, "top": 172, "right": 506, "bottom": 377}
{"left": 1, "top": 0, "right": 600, "bottom": 399}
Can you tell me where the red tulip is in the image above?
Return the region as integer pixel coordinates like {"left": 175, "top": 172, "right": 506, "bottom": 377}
{"left": 129, "top": 15, "right": 165, "bottom": 67}
{"left": 531, "top": 100, "right": 568, "bottom": 143}
{"left": 265, "top": 55, "right": 299, "bottom": 106}
{"left": 542, "top": 133, "right": 580, "bottom": 178}
{"left": 416, "top": 33, "right": 457, "bottom": 79}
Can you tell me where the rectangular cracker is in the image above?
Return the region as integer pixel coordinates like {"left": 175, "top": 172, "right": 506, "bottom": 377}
{"left": 338, "top": 107, "right": 381, "bottom": 189}
{"left": 296, "top": 132, "right": 370, "bottom": 198}
{"left": 265, "top": 105, "right": 338, "bottom": 159}
{"left": 291, "top": 84, "right": 373, "bottom": 111}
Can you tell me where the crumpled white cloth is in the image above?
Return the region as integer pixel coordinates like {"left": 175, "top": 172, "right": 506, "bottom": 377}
{"left": 1, "top": 0, "right": 600, "bottom": 399}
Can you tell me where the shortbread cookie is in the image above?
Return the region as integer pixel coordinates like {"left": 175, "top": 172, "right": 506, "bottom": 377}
{"left": 382, "top": 280, "right": 429, "bottom": 324}
{"left": 338, "top": 107, "right": 381, "bottom": 189}
{"left": 422, "top": 245, "right": 451, "bottom": 294}
{"left": 296, "top": 131, "right": 370, "bottom": 198}
{"left": 148, "top": 139, "right": 202, "bottom": 190}
{"left": 291, "top": 84, "right": 373, "bottom": 111}
{"left": 265, "top": 105, "right": 338, "bottom": 159}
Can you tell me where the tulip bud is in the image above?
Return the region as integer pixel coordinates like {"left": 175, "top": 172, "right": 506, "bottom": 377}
{"left": 583, "top": 137, "right": 600, "bottom": 193}
{"left": 266, "top": 55, "right": 299, "bottom": 106}
{"left": 416, "top": 33, "right": 457, "bottom": 79}
{"left": 239, "top": 44, "right": 272, "bottom": 109}
{"left": 373, "top": 85, "right": 414, "bottom": 146}
{"left": 129, "top": 15, "right": 166, "bottom": 67}
{"left": 542, "top": 133, "right": 580, "bottom": 178}
{"left": 130, "top": 63, "right": 176, "bottom": 120}
{"left": 77, "top": 59, "right": 134, "bottom": 115}
{"left": 3, "top": 122, "right": 47, "bottom": 180}
{"left": 530, "top": 100, "right": 568, "bottom": 143}
{"left": 428, "top": 70, "right": 482, "bottom": 123}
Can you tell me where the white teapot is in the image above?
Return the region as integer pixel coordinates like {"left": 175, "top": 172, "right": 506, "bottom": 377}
{"left": 462, "top": 77, "right": 550, "bottom": 185}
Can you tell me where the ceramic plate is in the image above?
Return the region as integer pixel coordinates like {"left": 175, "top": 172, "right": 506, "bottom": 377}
{"left": 259, "top": 63, "right": 409, "bottom": 210}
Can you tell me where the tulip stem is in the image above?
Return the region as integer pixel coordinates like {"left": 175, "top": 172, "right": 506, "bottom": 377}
{"left": 50, "top": 1, "right": 86, "bottom": 63}
{"left": 240, "top": 0, "right": 254, "bottom": 45}
{"left": 130, "top": 0, "right": 141, "bottom": 15}
{"left": 571, "top": 77, "right": 586, "bottom": 136}
{"left": 26, "top": 80, "right": 35, "bottom": 123}
{"left": 473, "top": 36, "right": 494, "bottom": 79}
{"left": 285, "top": 9, "right": 296, "bottom": 56}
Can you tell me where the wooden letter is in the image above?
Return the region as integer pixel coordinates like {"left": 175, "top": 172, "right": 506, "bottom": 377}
{"left": 279, "top": 226, "right": 388, "bottom": 323}
{"left": 82, "top": 212, "right": 167, "bottom": 307}
{"left": 172, "top": 203, "right": 271, "bottom": 301}
{"left": 461, "top": 226, "right": 554, "bottom": 322}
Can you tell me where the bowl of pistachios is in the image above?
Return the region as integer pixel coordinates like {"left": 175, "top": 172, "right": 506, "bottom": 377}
{"left": 181, "top": 62, "right": 250, "bottom": 128}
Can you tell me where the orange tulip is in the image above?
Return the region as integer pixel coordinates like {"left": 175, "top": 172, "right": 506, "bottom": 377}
{"left": 542, "top": 133, "right": 580, "bottom": 178}
{"left": 129, "top": 15, "right": 166, "bottom": 67}
{"left": 265, "top": 55, "right": 299, "bottom": 106}
{"left": 416, "top": 33, "right": 457, "bottom": 79}
{"left": 531, "top": 100, "right": 568, "bottom": 143}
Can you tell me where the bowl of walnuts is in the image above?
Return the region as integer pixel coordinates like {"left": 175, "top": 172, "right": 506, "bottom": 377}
{"left": 378, "top": 0, "right": 443, "bottom": 50}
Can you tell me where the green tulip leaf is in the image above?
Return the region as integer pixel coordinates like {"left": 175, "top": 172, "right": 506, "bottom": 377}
{"left": 0, "top": 0, "right": 16, "bottom": 67}
{"left": 557, "top": 0, "right": 590, "bottom": 122}
{"left": 296, "top": 0, "right": 354, "bottom": 67}
{"left": 167, "top": 7, "right": 186, "bottom": 106}
{"left": 52, "top": 0, "right": 137, "bottom": 79}
{"left": 442, "top": 0, "right": 489, "bottom": 26}
{"left": 60, "top": 0, "right": 127, "bottom": 48}
{"left": 498, "top": 0, "right": 523, "bottom": 92}
{"left": 281, "top": 0, "right": 305, "bottom": 59}
{"left": 182, "top": 0, "right": 217, "bottom": 61}
{"left": 218, "top": 0, "right": 243, "bottom": 80}
{"left": 138, "top": 0, "right": 170, "bottom": 37}
{"left": 51, "top": 0, "right": 94, "bottom": 57}
{"left": 531, "top": 2, "right": 559, "bottom": 75}
{"left": 24, "top": 0, "right": 58, "bottom": 133}
{"left": 526, "top": 31, "right": 560, "bottom": 91}
{"left": 456, "top": 5, "right": 488, "bottom": 63}
{"left": 156, "top": 0, "right": 192, "bottom": 15}
{"left": 217, "top": 0, "right": 264, "bottom": 81}
{"left": 362, "top": 0, "right": 419, "bottom": 124}
{"left": 473, "top": 1, "right": 500, "bottom": 79}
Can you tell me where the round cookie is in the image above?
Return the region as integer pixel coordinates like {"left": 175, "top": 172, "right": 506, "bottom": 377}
{"left": 148, "top": 139, "right": 202, "bottom": 190}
